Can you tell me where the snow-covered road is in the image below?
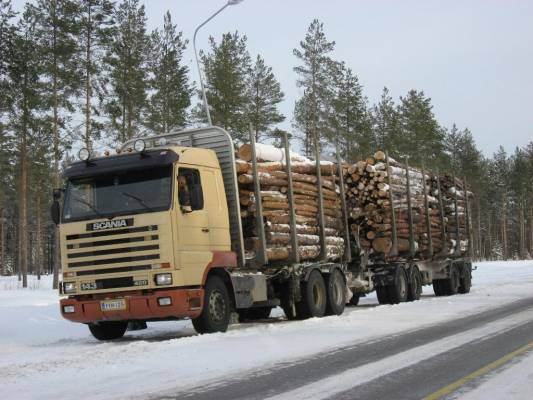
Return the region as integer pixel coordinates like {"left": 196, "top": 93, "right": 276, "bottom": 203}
{"left": 1, "top": 261, "right": 533, "bottom": 400}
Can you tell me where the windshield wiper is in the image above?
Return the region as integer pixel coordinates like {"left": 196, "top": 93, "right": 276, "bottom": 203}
{"left": 120, "top": 191, "right": 154, "bottom": 212}
{"left": 69, "top": 194, "right": 106, "bottom": 219}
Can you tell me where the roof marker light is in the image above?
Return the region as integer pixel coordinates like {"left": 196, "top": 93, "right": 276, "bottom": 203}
{"left": 78, "top": 148, "right": 90, "bottom": 162}
{"left": 134, "top": 139, "right": 146, "bottom": 153}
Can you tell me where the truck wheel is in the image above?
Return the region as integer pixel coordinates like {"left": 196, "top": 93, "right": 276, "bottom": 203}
{"left": 387, "top": 266, "right": 408, "bottom": 304}
{"left": 88, "top": 321, "right": 128, "bottom": 341}
{"left": 237, "top": 307, "right": 273, "bottom": 322}
{"left": 192, "top": 275, "right": 231, "bottom": 334}
{"left": 376, "top": 286, "right": 390, "bottom": 304}
{"left": 299, "top": 270, "right": 327, "bottom": 318}
{"left": 433, "top": 279, "right": 446, "bottom": 296}
{"left": 443, "top": 265, "right": 460, "bottom": 295}
{"left": 349, "top": 292, "right": 360, "bottom": 306}
{"left": 325, "top": 269, "right": 345, "bottom": 315}
{"left": 407, "top": 267, "right": 422, "bottom": 302}
{"left": 458, "top": 266, "right": 472, "bottom": 294}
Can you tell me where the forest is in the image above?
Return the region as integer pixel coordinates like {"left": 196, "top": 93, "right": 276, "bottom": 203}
{"left": 0, "top": 0, "right": 532, "bottom": 288}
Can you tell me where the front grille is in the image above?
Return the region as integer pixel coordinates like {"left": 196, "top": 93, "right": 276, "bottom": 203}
{"left": 68, "top": 254, "right": 159, "bottom": 268}
{"left": 65, "top": 224, "right": 161, "bottom": 272}
{"left": 76, "top": 264, "right": 152, "bottom": 276}
{"left": 67, "top": 244, "right": 159, "bottom": 259}
{"left": 67, "top": 234, "right": 158, "bottom": 249}
{"left": 66, "top": 225, "right": 158, "bottom": 240}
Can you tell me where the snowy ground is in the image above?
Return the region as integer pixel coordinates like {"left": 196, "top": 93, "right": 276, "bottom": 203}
{"left": 1, "top": 261, "right": 533, "bottom": 399}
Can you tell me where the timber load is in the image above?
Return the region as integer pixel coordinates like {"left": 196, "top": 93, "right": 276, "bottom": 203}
{"left": 235, "top": 142, "right": 345, "bottom": 263}
{"left": 344, "top": 150, "right": 472, "bottom": 260}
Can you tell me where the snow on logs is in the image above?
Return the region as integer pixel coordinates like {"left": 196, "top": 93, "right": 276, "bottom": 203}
{"left": 236, "top": 142, "right": 345, "bottom": 263}
{"left": 344, "top": 151, "right": 472, "bottom": 260}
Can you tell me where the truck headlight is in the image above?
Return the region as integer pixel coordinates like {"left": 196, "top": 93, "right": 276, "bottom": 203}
{"left": 155, "top": 273, "right": 172, "bottom": 286}
{"left": 63, "top": 282, "right": 76, "bottom": 294}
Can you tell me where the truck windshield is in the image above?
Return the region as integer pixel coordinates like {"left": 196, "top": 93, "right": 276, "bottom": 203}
{"left": 62, "top": 166, "right": 173, "bottom": 222}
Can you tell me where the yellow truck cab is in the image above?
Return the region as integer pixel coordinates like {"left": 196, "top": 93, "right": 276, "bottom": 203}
{"left": 54, "top": 126, "right": 349, "bottom": 340}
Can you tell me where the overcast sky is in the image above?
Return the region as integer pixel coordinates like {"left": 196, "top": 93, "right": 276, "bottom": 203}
{"left": 12, "top": 0, "right": 533, "bottom": 156}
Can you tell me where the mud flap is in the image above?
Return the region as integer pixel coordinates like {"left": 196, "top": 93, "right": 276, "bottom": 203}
{"left": 230, "top": 273, "right": 267, "bottom": 309}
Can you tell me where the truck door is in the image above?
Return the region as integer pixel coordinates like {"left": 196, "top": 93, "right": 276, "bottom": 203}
{"left": 176, "top": 167, "right": 212, "bottom": 285}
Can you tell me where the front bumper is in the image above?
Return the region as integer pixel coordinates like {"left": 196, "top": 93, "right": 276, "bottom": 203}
{"left": 60, "top": 288, "right": 204, "bottom": 323}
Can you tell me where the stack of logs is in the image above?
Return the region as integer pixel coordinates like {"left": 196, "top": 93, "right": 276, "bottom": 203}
{"left": 236, "top": 143, "right": 345, "bottom": 263}
{"left": 344, "top": 151, "right": 471, "bottom": 260}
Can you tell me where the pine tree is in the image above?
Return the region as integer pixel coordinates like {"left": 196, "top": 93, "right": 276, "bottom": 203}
{"left": 330, "top": 63, "right": 372, "bottom": 161}
{"left": 198, "top": 31, "right": 251, "bottom": 142}
{"left": 147, "top": 11, "right": 191, "bottom": 133}
{"left": 397, "top": 89, "right": 446, "bottom": 167}
{"left": 293, "top": 19, "right": 337, "bottom": 156}
{"left": 7, "top": 6, "right": 45, "bottom": 287}
{"left": 247, "top": 55, "right": 285, "bottom": 141}
{"left": 105, "top": 0, "right": 149, "bottom": 142}
{"left": 371, "top": 87, "right": 401, "bottom": 152}
{"left": 76, "top": 0, "right": 114, "bottom": 150}
{"left": 33, "top": 0, "right": 80, "bottom": 288}
{"left": 0, "top": 0, "right": 15, "bottom": 80}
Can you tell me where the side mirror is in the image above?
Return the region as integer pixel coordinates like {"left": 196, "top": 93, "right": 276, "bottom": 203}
{"left": 51, "top": 201, "right": 60, "bottom": 225}
{"left": 53, "top": 188, "right": 63, "bottom": 201}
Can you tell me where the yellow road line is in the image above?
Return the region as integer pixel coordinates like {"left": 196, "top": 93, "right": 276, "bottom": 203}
{"left": 425, "top": 341, "right": 533, "bottom": 400}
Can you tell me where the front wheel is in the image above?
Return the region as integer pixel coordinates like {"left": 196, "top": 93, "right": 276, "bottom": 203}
{"left": 192, "top": 275, "right": 231, "bottom": 334}
{"left": 88, "top": 321, "right": 128, "bottom": 341}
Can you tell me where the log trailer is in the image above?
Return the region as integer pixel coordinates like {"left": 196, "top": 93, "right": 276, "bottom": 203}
{"left": 52, "top": 126, "right": 472, "bottom": 340}
{"left": 344, "top": 154, "right": 473, "bottom": 306}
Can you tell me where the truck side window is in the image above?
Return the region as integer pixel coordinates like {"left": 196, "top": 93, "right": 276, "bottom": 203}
{"left": 177, "top": 168, "right": 204, "bottom": 212}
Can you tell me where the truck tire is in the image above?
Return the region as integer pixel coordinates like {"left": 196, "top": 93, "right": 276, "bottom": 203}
{"left": 192, "top": 275, "right": 231, "bottom": 334}
{"left": 376, "top": 286, "right": 390, "bottom": 304}
{"left": 407, "top": 267, "right": 422, "bottom": 302}
{"left": 298, "top": 270, "right": 327, "bottom": 318}
{"left": 387, "top": 266, "right": 408, "bottom": 304}
{"left": 325, "top": 269, "right": 345, "bottom": 315}
{"left": 88, "top": 321, "right": 128, "bottom": 341}
{"left": 348, "top": 292, "right": 360, "bottom": 306}
{"left": 237, "top": 307, "right": 273, "bottom": 322}
{"left": 433, "top": 279, "right": 446, "bottom": 296}
{"left": 443, "top": 265, "right": 460, "bottom": 296}
{"left": 458, "top": 265, "right": 472, "bottom": 294}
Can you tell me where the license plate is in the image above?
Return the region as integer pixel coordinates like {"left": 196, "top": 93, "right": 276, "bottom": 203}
{"left": 100, "top": 299, "right": 126, "bottom": 312}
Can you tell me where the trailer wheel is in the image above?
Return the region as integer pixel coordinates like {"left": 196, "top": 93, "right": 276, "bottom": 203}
{"left": 325, "top": 269, "right": 345, "bottom": 315}
{"left": 458, "top": 264, "right": 472, "bottom": 294}
{"left": 237, "top": 307, "right": 273, "bottom": 322}
{"left": 387, "top": 266, "right": 408, "bottom": 304}
{"left": 433, "top": 279, "right": 446, "bottom": 296}
{"left": 348, "top": 292, "right": 360, "bottom": 306}
{"left": 192, "top": 275, "right": 231, "bottom": 334}
{"left": 376, "top": 286, "right": 390, "bottom": 304}
{"left": 407, "top": 267, "right": 422, "bottom": 302}
{"left": 88, "top": 321, "right": 128, "bottom": 341}
{"left": 443, "top": 265, "right": 460, "bottom": 296}
{"left": 299, "top": 270, "right": 327, "bottom": 318}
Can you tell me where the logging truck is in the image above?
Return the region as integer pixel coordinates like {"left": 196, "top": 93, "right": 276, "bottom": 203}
{"left": 52, "top": 126, "right": 472, "bottom": 341}
{"left": 53, "top": 126, "right": 349, "bottom": 340}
